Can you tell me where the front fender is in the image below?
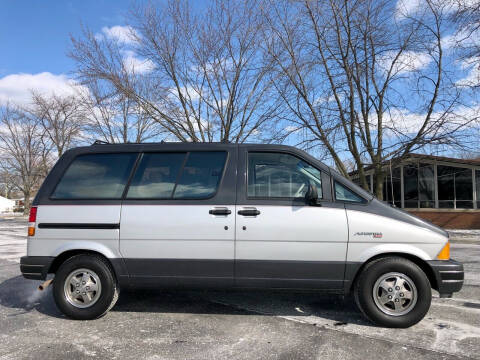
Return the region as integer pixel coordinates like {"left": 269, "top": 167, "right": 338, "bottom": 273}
{"left": 355, "top": 243, "right": 432, "bottom": 263}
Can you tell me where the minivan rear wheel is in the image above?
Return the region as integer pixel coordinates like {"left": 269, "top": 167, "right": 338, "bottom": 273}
{"left": 354, "top": 257, "right": 431, "bottom": 328}
{"left": 53, "top": 254, "right": 119, "bottom": 320}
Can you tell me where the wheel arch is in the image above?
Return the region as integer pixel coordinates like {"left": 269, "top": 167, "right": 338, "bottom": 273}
{"left": 47, "top": 250, "right": 126, "bottom": 281}
{"left": 348, "top": 252, "right": 438, "bottom": 293}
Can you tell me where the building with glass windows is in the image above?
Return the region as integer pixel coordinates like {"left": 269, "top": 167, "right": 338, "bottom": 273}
{"left": 351, "top": 154, "right": 480, "bottom": 228}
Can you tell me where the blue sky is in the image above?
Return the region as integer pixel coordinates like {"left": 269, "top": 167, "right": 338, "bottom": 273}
{"left": 0, "top": 0, "right": 478, "bottom": 159}
{"left": 0, "top": 0, "right": 131, "bottom": 76}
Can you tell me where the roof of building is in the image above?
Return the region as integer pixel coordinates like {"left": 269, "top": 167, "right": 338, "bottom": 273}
{"left": 406, "top": 153, "right": 480, "bottom": 166}
{"left": 349, "top": 153, "right": 480, "bottom": 176}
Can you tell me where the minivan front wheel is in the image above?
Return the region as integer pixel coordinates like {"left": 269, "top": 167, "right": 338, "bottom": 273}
{"left": 354, "top": 257, "right": 431, "bottom": 328}
{"left": 53, "top": 254, "right": 119, "bottom": 320}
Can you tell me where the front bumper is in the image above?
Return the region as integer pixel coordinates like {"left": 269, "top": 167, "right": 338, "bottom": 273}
{"left": 20, "top": 256, "right": 54, "bottom": 280}
{"left": 427, "top": 259, "right": 464, "bottom": 298}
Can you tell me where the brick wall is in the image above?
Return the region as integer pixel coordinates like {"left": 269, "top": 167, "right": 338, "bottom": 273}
{"left": 408, "top": 210, "right": 480, "bottom": 229}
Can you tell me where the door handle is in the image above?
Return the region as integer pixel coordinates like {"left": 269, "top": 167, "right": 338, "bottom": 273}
{"left": 209, "top": 208, "right": 232, "bottom": 216}
{"left": 238, "top": 208, "right": 261, "bottom": 216}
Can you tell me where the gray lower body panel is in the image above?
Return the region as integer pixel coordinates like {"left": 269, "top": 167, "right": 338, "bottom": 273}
{"left": 426, "top": 259, "right": 464, "bottom": 296}
{"left": 235, "top": 260, "right": 345, "bottom": 289}
{"left": 124, "top": 259, "right": 346, "bottom": 290}
{"left": 20, "top": 256, "right": 55, "bottom": 280}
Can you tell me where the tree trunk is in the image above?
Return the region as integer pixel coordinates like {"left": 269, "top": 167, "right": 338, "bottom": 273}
{"left": 374, "top": 169, "right": 385, "bottom": 201}
{"left": 23, "top": 191, "right": 31, "bottom": 215}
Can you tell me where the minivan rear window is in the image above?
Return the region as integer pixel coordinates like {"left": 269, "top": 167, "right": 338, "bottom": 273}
{"left": 51, "top": 153, "right": 137, "bottom": 199}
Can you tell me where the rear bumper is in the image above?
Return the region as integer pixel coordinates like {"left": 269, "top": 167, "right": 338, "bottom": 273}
{"left": 427, "top": 259, "right": 464, "bottom": 298}
{"left": 20, "top": 256, "right": 54, "bottom": 280}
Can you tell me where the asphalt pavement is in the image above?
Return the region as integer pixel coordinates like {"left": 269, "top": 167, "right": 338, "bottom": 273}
{"left": 0, "top": 217, "right": 479, "bottom": 359}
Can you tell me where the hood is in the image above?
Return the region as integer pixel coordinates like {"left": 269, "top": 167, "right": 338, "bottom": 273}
{"left": 362, "top": 199, "right": 449, "bottom": 238}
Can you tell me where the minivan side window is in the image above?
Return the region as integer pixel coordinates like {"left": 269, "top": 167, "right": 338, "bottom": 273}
{"left": 335, "top": 181, "right": 364, "bottom": 203}
{"left": 127, "top": 153, "right": 185, "bottom": 199}
{"left": 248, "top": 152, "right": 323, "bottom": 199}
{"left": 126, "top": 151, "right": 227, "bottom": 200}
{"left": 174, "top": 152, "right": 227, "bottom": 199}
{"left": 51, "top": 153, "right": 137, "bottom": 199}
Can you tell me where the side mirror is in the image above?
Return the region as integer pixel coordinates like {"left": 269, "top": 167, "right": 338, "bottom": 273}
{"left": 305, "top": 184, "right": 318, "bottom": 205}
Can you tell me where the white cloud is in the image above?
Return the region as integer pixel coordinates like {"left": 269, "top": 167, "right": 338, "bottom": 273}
{"left": 378, "top": 50, "right": 432, "bottom": 75}
{"left": 456, "top": 58, "right": 480, "bottom": 87}
{"left": 442, "top": 27, "right": 480, "bottom": 50}
{"left": 122, "top": 50, "right": 155, "bottom": 74}
{"left": 395, "top": 0, "right": 460, "bottom": 20}
{"left": 285, "top": 125, "right": 300, "bottom": 133}
{"left": 0, "top": 72, "right": 87, "bottom": 106}
{"left": 395, "top": 0, "right": 423, "bottom": 19}
{"left": 395, "top": 0, "right": 476, "bottom": 20}
{"left": 380, "top": 105, "right": 480, "bottom": 135}
{"left": 98, "top": 25, "right": 138, "bottom": 45}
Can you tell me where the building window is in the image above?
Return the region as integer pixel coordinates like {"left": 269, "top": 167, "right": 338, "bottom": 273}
{"left": 437, "top": 165, "right": 454, "bottom": 208}
{"left": 403, "top": 164, "right": 418, "bottom": 208}
{"left": 438, "top": 165, "right": 473, "bottom": 209}
{"left": 352, "top": 175, "right": 372, "bottom": 193}
{"left": 383, "top": 168, "right": 401, "bottom": 206}
{"left": 366, "top": 175, "right": 372, "bottom": 193}
{"left": 455, "top": 168, "right": 473, "bottom": 209}
{"left": 418, "top": 163, "right": 435, "bottom": 208}
{"left": 476, "top": 170, "right": 480, "bottom": 209}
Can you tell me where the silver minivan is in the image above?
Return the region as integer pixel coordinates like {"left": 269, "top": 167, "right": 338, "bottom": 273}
{"left": 21, "top": 142, "right": 463, "bottom": 327}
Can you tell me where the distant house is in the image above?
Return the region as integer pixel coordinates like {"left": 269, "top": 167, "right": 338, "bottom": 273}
{"left": 350, "top": 154, "right": 480, "bottom": 229}
{"left": 0, "top": 196, "right": 15, "bottom": 213}
{"left": 11, "top": 198, "right": 35, "bottom": 213}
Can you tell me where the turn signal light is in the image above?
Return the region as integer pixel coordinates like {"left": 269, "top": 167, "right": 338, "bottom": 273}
{"left": 28, "top": 206, "right": 37, "bottom": 237}
{"left": 28, "top": 226, "right": 35, "bottom": 237}
{"left": 437, "top": 241, "right": 450, "bottom": 260}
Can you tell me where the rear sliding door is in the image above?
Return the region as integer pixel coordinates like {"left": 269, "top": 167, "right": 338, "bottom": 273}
{"left": 120, "top": 147, "right": 237, "bottom": 287}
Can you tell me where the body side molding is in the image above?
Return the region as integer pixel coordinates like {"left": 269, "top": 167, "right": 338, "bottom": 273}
{"left": 38, "top": 223, "right": 120, "bottom": 230}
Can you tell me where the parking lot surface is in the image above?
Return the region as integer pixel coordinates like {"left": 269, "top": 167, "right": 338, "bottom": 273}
{"left": 0, "top": 217, "right": 479, "bottom": 359}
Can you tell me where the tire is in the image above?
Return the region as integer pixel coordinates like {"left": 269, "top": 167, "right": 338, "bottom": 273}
{"left": 354, "top": 257, "right": 431, "bottom": 328}
{"left": 53, "top": 254, "right": 119, "bottom": 320}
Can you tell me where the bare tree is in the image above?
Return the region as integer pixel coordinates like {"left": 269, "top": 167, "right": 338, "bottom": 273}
{"left": 27, "top": 91, "right": 85, "bottom": 157}
{"left": 0, "top": 105, "right": 50, "bottom": 213}
{"left": 69, "top": 0, "right": 283, "bottom": 143}
{"left": 263, "top": 0, "right": 477, "bottom": 198}
{"left": 79, "top": 80, "right": 164, "bottom": 143}
{"left": 451, "top": 0, "right": 480, "bottom": 89}
{"left": 0, "top": 169, "right": 17, "bottom": 198}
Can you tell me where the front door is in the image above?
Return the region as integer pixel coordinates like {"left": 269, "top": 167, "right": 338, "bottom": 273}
{"left": 235, "top": 148, "right": 349, "bottom": 289}
{"left": 120, "top": 147, "right": 237, "bottom": 287}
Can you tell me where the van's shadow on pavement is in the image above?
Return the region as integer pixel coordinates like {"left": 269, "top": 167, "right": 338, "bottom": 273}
{"left": 0, "top": 275, "right": 372, "bottom": 326}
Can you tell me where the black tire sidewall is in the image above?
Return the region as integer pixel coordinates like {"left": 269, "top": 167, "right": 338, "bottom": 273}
{"left": 53, "top": 255, "right": 116, "bottom": 320}
{"left": 356, "top": 258, "right": 431, "bottom": 328}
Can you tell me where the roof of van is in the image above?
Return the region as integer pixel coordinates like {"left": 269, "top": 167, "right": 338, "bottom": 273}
{"left": 90, "top": 141, "right": 287, "bottom": 147}
{"left": 84, "top": 141, "right": 299, "bottom": 152}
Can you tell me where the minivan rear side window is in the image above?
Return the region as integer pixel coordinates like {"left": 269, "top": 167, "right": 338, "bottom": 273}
{"left": 127, "top": 153, "right": 185, "bottom": 199}
{"left": 51, "top": 153, "right": 137, "bottom": 199}
{"left": 248, "top": 152, "right": 323, "bottom": 199}
{"left": 173, "top": 152, "right": 227, "bottom": 199}
{"left": 126, "top": 151, "right": 227, "bottom": 200}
